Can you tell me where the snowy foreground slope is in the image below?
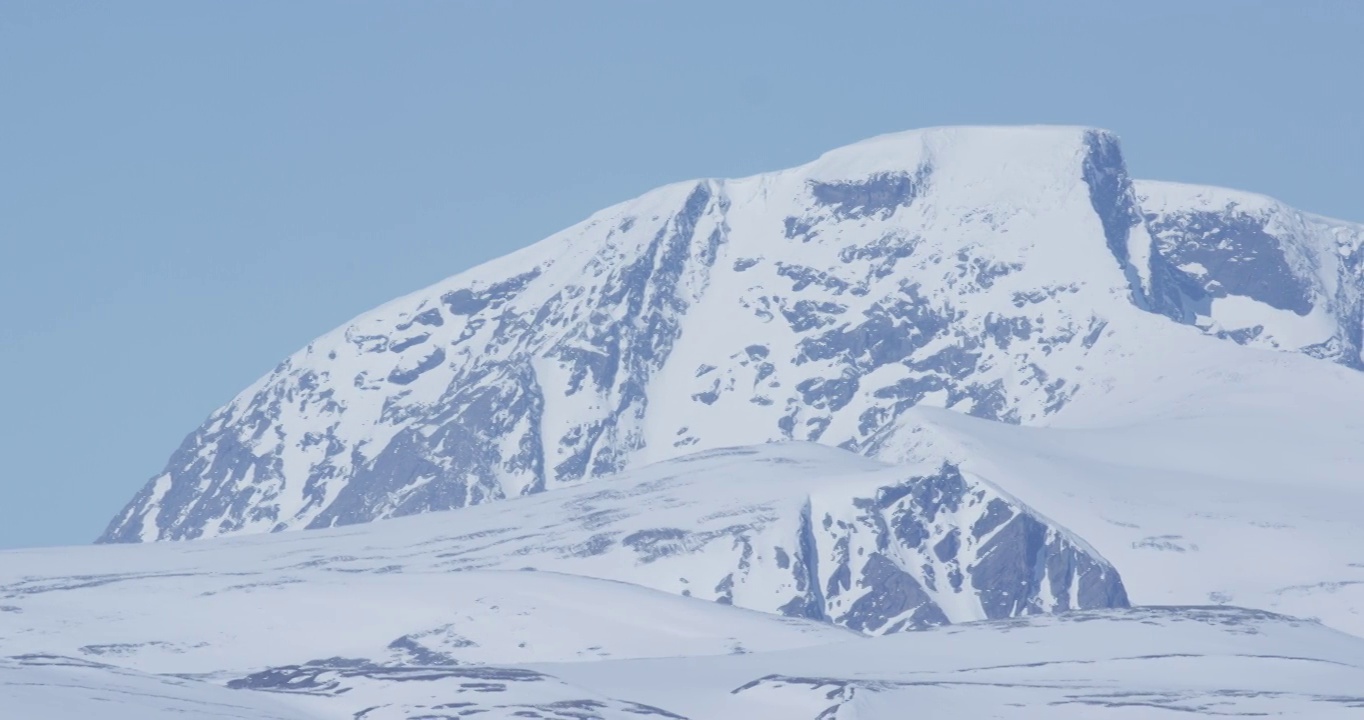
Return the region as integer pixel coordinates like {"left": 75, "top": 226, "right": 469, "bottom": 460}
{"left": 10, "top": 609, "right": 1364, "bottom": 719}
{"left": 2, "top": 445, "right": 1123, "bottom": 663}
{"left": 541, "top": 607, "right": 1364, "bottom": 719}
{"left": 99, "top": 125, "right": 1364, "bottom": 544}
{"left": 7, "top": 449, "right": 1364, "bottom": 717}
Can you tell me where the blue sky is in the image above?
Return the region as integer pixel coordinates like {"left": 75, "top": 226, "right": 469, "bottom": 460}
{"left": 1, "top": 1, "right": 1360, "bottom": 548}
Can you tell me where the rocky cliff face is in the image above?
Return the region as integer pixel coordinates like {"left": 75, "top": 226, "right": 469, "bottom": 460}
{"left": 1137, "top": 181, "right": 1364, "bottom": 365}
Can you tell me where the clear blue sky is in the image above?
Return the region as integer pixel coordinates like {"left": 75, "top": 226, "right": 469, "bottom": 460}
{"left": 1, "top": 1, "right": 1360, "bottom": 548}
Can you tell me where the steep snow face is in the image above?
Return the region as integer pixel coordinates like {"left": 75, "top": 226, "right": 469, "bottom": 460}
{"left": 1138, "top": 181, "right": 1364, "bottom": 366}
{"left": 102, "top": 126, "right": 1165, "bottom": 543}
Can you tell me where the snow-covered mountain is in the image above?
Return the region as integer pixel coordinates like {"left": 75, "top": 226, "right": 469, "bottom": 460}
{"left": 97, "top": 125, "right": 1364, "bottom": 545}
{"left": 20, "top": 123, "right": 1364, "bottom": 719}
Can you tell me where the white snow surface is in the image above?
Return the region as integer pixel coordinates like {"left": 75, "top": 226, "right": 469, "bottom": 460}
{"left": 7, "top": 444, "right": 1364, "bottom": 718}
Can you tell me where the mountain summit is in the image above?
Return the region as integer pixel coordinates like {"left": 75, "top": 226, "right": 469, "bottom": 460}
{"left": 100, "top": 125, "right": 1364, "bottom": 544}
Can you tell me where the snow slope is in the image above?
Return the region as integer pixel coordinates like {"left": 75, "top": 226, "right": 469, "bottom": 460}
{"left": 99, "top": 126, "right": 1364, "bottom": 546}
{"left": 543, "top": 606, "right": 1364, "bottom": 719}
{"left": 1, "top": 444, "right": 1125, "bottom": 678}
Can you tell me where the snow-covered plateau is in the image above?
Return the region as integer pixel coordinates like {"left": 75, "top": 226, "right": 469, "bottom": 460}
{"left": 6, "top": 125, "right": 1364, "bottom": 717}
